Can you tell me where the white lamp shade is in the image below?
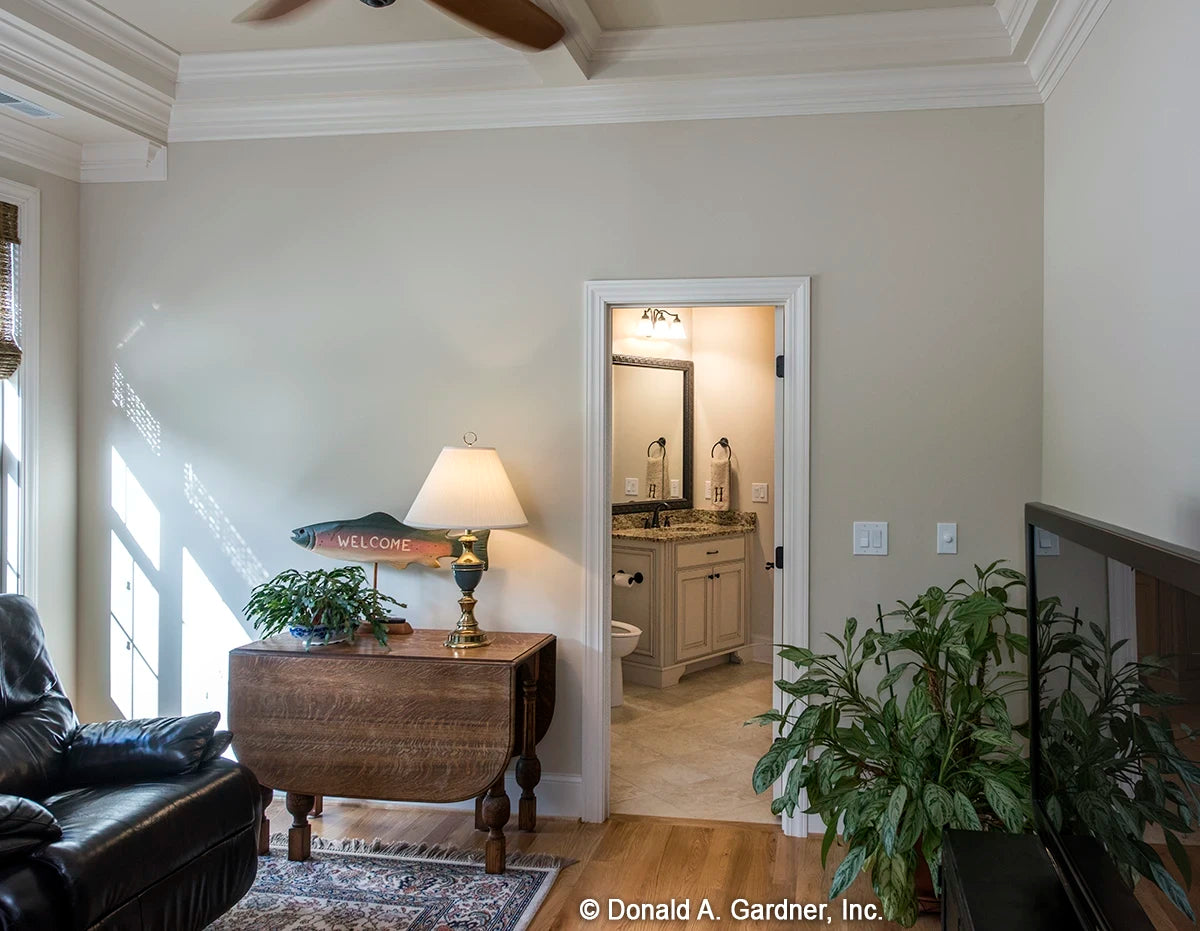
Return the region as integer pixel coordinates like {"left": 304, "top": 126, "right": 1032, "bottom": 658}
{"left": 405, "top": 446, "right": 528, "bottom": 531}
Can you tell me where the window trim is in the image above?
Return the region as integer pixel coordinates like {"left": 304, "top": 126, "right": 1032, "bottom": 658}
{"left": 0, "top": 177, "right": 40, "bottom": 605}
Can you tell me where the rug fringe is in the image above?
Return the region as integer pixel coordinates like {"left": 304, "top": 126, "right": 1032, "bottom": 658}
{"left": 267, "top": 833, "right": 573, "bottom": 871}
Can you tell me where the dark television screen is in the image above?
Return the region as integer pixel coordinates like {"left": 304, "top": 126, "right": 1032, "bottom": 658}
{"left": 1028, "top": 505, "right": 1200, "bottom": 930}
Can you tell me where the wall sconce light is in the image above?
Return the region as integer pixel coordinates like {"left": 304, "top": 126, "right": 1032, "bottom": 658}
{"left": 636, "top": 308, "right": 685, "bottom": 340}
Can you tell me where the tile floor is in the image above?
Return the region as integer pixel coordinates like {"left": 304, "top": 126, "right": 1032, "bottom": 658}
{"left": 610, "top": 659, "right": 779, "bottom": 824}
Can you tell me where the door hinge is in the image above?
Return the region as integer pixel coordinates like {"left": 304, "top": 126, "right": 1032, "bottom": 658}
{"left": 775, "top": 545, "right": 784, "bottom": 570}
{"left": 776, "top": 355, "right": 785, "bottom": 378}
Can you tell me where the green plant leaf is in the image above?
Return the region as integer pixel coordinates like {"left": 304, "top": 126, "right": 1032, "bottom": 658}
{"left": 1150, "top": 861, "right": 1196, "bottom": 922}
{"left": 829, "top": 845, "right": 867, "bottom": 900}
{"left": 821, "top": 818, "right": 838, "bottom": 869}
{"left": 923, "top": 784, "right": 953, "bottom": 829}
{"left": 752, "top": 739, "right": 794, "bottom": 795}
{"left": 982, "top": 779, "right": 1025, "bottom": 833}
{"left": 951, "top": 791, "right": 983, "bottom": 831}
{"left": 881, "top": 784, "right": 908, "bottom": 856}
{"left": 778, "top": 646, "right": 815, "bottom": 666}
{"left": 1164, "top": 830, "right": 1193, "bottom": 890}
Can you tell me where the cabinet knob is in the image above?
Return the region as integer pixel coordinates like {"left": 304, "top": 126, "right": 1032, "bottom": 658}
{"left": 714, "top": 573, "right": 721, "bottom": 579}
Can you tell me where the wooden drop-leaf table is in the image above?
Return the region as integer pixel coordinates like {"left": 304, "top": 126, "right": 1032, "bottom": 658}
{"left": 228, "top": 629, "right": 556, "bottom": 874}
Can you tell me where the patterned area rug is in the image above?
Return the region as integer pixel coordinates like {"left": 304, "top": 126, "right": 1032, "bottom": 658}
{"left": 210, "top": 834, "right": 568, "bottom": 930}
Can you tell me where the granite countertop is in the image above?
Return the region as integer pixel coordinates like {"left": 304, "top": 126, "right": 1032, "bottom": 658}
{"left": 612, "top": 508, "right": 757, "bottom": 542}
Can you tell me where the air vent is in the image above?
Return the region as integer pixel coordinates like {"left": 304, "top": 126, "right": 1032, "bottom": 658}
{"left": 0, "top": 91, "right": 61, "bottom": 120}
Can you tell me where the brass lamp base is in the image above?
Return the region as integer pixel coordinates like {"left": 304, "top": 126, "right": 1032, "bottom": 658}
{"left": 446, "top": 532, "right": 491, "bottom": 650}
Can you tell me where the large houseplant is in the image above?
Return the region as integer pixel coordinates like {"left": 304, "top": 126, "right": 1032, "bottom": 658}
{"left": 244, "top": 565, "right": 404, "bottom": 650}
{"left": 1033, "top": 595, "right": 1200, "bottom": 920}
{"left": 751, "top": 562, "right": 1031, "bottom": 927}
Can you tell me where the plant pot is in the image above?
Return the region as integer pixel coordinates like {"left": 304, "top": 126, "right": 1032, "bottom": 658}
{"left": 915, "top": 850, "right": 940, "bottom": 914}
{"left": 288, "top": 624, "right": 352, "bottom": 647}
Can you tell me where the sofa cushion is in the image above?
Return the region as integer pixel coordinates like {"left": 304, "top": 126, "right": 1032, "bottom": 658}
{"left": 0, "top": 796, "right": 60, "bottom": 866}
{"left": 62, "top": 713, "right": 221, "bottom": 786}
{"left": 33, "top": 759, "right": 258, "bottom": 929}
{"left": 0, "top": 596, "right": 77, "bottom": 799}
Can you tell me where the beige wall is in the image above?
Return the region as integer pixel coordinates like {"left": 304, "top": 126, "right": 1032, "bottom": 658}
{"left": 0, "top": 157, "right": 78, "bottom": 695}
{"left": 78, "top": 107, "right": 1044, "bottom": 793}
{"left": 1043, "top": 0, "right": 1200, "bottom": 549}
{"left": 692, "top": 306, "right": 776, "bottom": 647}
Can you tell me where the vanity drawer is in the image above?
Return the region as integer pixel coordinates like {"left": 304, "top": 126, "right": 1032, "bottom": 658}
{"left": 675, "top": 536, "right": 745, "bottom": 569}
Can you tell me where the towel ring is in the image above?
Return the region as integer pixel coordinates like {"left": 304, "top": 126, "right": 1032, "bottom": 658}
{"left": 647, "top": 437, "right": 667, "bottom": 457}
{"left": 711, "top": 437, "right": 732, "bottom": 459}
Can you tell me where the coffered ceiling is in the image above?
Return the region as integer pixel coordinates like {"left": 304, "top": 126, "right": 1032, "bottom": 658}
{"left": 0, "top": 0, "right": 1112, "bottom": 183}
{"left": 91, "top": 0, "right": 993, "bottom": 55}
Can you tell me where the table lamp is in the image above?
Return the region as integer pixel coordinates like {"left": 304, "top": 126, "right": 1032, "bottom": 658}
{"left": 405, "top": 433, "right": 528, "bottom": 649}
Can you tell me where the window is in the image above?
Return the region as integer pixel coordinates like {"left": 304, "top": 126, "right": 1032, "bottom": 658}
{"left": 0, "top": 197, "right": 24, "bottom": 595}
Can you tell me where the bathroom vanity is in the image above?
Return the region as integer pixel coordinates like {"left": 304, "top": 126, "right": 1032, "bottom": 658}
{"left": 612, "top": 510, "right": 755, "bottom": 688}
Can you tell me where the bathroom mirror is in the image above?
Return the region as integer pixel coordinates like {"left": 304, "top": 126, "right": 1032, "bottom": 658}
{"left": 611, "top": 354, "right": 693, "bottom": 514}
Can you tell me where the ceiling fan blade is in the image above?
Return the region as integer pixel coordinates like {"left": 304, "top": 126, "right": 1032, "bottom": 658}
{"left": 425, "top": 0, "right": 565, "bottom": 51}
{"left": 233, "top": 0, "right": 322, "bottom": 24}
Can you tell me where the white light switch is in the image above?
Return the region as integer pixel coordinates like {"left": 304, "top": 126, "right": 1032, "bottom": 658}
{"left": 853, "top": 522, "right": 888, "bottom": 556}
{"left": 669, "top": 479, "right": 681, "bottom": 497}
{"left": 705, "top": 480, "right": 712, "bottom": 500}
{"left": 937, "top": 522, "right": 958, "bottom": 555}
{"left": 752, "top": 483, "right": 769, "bottom": 503}
{"left": 1035, "top": 528, "right": 1060, "bottom": 557}
{"left": 624, "top": 478, "right": 639, "bottom": 496}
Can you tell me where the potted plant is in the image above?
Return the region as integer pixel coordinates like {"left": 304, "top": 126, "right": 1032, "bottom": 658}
{"left": 1032, "top": 596, "right": 1200, "bottom": 921}
{"left": 244, "top": 565, "right": 405, "bottom": 650}
{"left": 750, "top": 562, "right": 1031, "bottom": 927}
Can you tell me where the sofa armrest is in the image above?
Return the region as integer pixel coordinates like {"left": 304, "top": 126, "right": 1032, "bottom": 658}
{"left": 63, "top": 712, "right": 222, "bottom": 785}
{"left": 0, "top": 796, "right": 60, "bottom": 867}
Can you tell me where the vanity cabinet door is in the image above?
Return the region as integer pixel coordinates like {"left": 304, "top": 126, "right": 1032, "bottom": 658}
{"left": 675, "top": 567, "right": 712, "bottom": 662}
{"left": 710, "top": 562, "right": 746, "bottom": 651}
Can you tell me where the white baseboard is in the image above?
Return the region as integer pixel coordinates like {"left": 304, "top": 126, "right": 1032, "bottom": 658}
{"left": 264, "top": 769, "right": 583, "bottom": 820}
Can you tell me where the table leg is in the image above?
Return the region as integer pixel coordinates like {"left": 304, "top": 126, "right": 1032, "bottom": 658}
{"left": 313, "top": 795, "right": 324, "bottom": 818}
{"left": 286, "top": 792, "right": 314, "bottom": 861}
{"left": 258, "top": 785, "right": 274, "bottom": 855}
{"left": 481, "top": 776, "right": 510, "bottom": 875}
{"left": 516, "top": 674, "right": 541, "bottom": 831}
{"left": 475, "top": 792, "right": 487, "bottom": 831}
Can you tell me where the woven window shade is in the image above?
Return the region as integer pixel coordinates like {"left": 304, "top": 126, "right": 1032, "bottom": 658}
{"left": 0, "top": 200, "right": 20, "bottom": 379}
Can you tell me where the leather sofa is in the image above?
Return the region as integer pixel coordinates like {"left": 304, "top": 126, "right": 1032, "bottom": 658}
{"left": 0, "top": 595, "right": 262, "bottom": 930}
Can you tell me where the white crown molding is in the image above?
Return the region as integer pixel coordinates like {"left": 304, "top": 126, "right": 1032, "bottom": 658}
{"left": 169, "top": 62, "right": 1040, "bottom": 143}
{"left": 4, "top": 0, "right": 178, "bottom": 91}
{"left": 1026, "top": 0, "right": 1111, "bottom": 98}
{"left": 0, "top": 109, "right": 80, "bottom": 179}
{"left": 592, "top": 6, "right": 1012, "bottom": 76}
{"left": 539, "top": 0, "right": 601, "bottom": 78}
{"left": 995, "top": 0, "right": 1042, "bottom": 51}
{"left": 79, "top": 139, "right": 165, "bottom": 182}
{"left": 0, "top": 3, "right": 174, "bottom": 144}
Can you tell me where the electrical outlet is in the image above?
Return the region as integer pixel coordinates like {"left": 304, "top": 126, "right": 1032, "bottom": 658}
{"left": 669, "top": 479, "right": 681, "bottom": 497}
{"left": 751, "top": 483, "right": 769, "bottom": 503}
{"left": 705, "top": 480, "right": 712, "bottom": 500}
{"left": 853, "top": 522, "right": 888, "bottom": 556}
{"left": 624, "top": 478, "right": 639, "bottom": 497}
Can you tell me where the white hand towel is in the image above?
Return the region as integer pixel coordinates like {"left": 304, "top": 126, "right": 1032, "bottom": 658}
{"left": 646, "top": 447, "right": 667, "bottom": 500}
{"left": 710, "top": 454, "right": 731, "bottom": 511}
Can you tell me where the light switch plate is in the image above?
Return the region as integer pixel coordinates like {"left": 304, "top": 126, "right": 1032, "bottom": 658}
{"left": 705, "top": 480, "right": 712, "bottom": 500}
{"left": 669, "top": 479, "right": 681, "bottom": 497}
{"left": 937, "top": 522, "right": 958, "bottom": 555}
{"left": 624, "top": 477, "right": 639, "bottom": 497}
{"left": 751, "top": 483, "right": 769, "bottom": 503}
{"left": 853, "top": 521, "right": 888, "bottom": 556}
{"left": 1034, "top": 528, "right": 1060, "bottom": 557}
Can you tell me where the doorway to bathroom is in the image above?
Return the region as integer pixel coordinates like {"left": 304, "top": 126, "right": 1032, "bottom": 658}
{"left": 582, "top": 278, "right": 811, "bottom": 837}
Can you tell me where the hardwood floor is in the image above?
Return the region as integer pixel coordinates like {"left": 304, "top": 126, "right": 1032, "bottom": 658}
{"left": 264, "top": 798, "right": 939, "bottom": 929}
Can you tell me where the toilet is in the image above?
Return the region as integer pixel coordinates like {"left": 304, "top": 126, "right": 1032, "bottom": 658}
{"left": 611, "top": 621, "right": 643, "bottom": 707}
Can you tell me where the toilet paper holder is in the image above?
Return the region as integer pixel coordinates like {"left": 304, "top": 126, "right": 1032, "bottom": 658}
{"left": 613, "top": 570, "right": 644, "bottom": 585}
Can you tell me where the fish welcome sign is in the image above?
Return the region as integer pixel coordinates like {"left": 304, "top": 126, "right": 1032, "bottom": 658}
{"left": 291, "top": 512, "right": 490, "bottom": 570}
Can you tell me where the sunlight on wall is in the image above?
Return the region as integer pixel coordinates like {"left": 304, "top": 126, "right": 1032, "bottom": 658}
{"left": 112, "top": 364, "right": 161, "bottom": 455}
{"left": 183, "top": 463, "right": 268, "bottom": 588}
{"left": 181, "top": 548, "right": 248, "bottom": 725}
{"left": 111, "top": 448, "right": 160, "bottom": 570}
